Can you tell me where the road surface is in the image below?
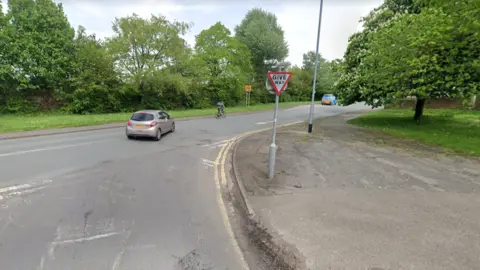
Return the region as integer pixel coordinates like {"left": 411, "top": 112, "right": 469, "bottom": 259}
{"left": 0, "top": 103, "right": 368, "bottom": 269}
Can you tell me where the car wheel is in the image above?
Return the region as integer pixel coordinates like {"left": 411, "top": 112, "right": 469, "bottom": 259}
{"left": 171, "top": 122, "right": 175, "bottom": 132}
{"left": 154, "top": 129, "right": 162, "bottom": 141}
{"left": 127, "top": 135, "right": 134, "bottom": 140}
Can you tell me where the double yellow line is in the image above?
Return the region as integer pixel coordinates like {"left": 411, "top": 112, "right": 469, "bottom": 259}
{"left": 213, "top": 134, "right": 249, "bottom": 269}
{"left": 212, "top": 121, "right": 304, "bottom": 269}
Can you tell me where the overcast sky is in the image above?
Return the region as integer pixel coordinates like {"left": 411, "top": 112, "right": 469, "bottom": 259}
{"left": 4, "top": 0, "right": 384, "bottom": 66}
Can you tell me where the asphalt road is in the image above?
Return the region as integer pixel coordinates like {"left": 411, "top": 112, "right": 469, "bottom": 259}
{"left": 0, "top": 103, "right": 368, "bottom": 270}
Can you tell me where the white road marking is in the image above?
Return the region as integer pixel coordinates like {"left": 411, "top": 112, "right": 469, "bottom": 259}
{"left": 52, "top": 231, "right": 122, "bottom": 245}
{"left": 8, "top": 186, "right": 48, "bottom": 197}
{"left": 112, "top": 230, "right": 132, "bottom": 270}
{"left": 0, "top": 179, "right": 52, "bottom": 194}
{"left": 0, "top": 183, "right": 32, "bottom": 194}
{"left": 201, "top": 139, "right": 230, "bottom": 148}
{"left": 201, "top": 158, "right": 215, "bottom": 168}
{"left": 256, "top": 120, "right": 273, "bottom": 125}
{"left": 38, "top": 255, "right": 45, "bottom": 270}
{"left": 48, "top": 226, "right": 62, "bottom": 260}
{"left": 126, "top": 244, "right": 157, "bottom": 251}
{"left": 0, "top": 141, "right": 100, "bottom": 158}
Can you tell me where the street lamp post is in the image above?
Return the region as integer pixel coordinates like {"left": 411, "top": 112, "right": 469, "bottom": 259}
{"left": 307, "top": 0, "right": 324, "bottom": 133}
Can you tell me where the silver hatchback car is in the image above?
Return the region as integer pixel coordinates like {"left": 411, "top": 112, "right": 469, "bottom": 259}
{"left": 126, "top": 110, "right": 175, "bottom": 141}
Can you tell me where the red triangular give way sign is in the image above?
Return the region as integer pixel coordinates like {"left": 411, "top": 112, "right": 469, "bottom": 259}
{"left": 267, "top": 72, "right": 293, "bottom": 96}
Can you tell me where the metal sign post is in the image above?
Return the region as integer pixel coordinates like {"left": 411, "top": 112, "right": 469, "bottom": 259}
{"left": 268, "top": 94, "right": 280, "bottom": 179}
{"left": 266, "top": 68, "right": 293, "bottom": 179}
{"left": 244, "top": 84, "right": 252, "bottom": 107}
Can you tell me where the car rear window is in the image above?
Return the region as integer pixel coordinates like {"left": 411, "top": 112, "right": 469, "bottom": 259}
{"left": 130, "top": 113, "right": 154, "bottom": 121}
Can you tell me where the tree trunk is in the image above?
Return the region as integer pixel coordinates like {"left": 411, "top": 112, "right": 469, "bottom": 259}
{"left": 139, "top": 80, "right": 145, "bottom": 106}
{"left": 414, "top": 98, "right": 426, "bottom": 121}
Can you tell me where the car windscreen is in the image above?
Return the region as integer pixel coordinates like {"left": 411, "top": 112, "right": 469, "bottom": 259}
{"left": 130, "top": 113, "right": 154, "bottom": 121}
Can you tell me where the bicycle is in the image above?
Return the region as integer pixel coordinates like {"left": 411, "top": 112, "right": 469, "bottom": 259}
{"left": 215, "top": 109, "right": 226, "bottom": 119}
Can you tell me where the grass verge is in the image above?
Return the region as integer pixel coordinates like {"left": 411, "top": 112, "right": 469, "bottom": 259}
{"left": 348, "top": 109, "right": 480, "bottom": 156}
{"left": 0, "top": 102, "right": 308, "bottom": 133}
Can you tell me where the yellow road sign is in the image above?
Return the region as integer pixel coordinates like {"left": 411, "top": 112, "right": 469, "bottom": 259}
{"left": 244, "top": 84, "right": 252, "bottom": 93}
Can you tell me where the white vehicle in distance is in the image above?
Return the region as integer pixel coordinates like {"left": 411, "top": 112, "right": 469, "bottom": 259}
{"left": 126, "top": 110, "right": 175, "bottom": 141}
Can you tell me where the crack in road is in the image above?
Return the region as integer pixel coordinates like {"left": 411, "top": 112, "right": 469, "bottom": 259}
{"left": 83, "top": 209, "right": 93, "bottom": 240}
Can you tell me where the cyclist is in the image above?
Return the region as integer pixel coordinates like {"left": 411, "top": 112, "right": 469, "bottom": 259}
{"left": 216, "top": 101, "right": 225, "bottom": 117}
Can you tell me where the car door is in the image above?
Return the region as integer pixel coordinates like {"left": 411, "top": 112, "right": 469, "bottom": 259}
{"left": 163, "top": 112, "right": 172, "bottom": 131}
{"left": 158, "top": 112, "right": 167, "bottom": 132}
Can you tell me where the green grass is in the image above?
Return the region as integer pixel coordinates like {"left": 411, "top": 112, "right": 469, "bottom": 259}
{"left": 0, "top": 102, "right": 308, "bottom": 133}
{"left": 348, "top": 109, "right": 480, "bottom": 156}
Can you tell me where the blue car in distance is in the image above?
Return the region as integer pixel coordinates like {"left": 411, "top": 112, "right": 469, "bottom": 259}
{"left": 321, "top": 94, "right": 337, "bottom": 105}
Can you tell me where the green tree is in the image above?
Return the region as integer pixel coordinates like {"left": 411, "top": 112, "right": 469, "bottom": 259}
{"left": 68, "top": 26, "right": 121, "bottom": 114}
{"left": 284, "top": 65, "right": 311, "bottom": 101}
{"left": 5, "top": 0, "right": 76, "bottom": 111}
{"left": 0, "top": 0, "right": 13, "bottom": 110}
{"left": 359, "top": 0, "right": 479, "bottom": 120}
{"left": 302, "top": 51, "right": 326, "bottom": 72}
{"left": 300, "top": 51, "right": 339, "bottom": 99}
{"left": 335, "top": 0, "right": 421, "bottom": 107}
{"left": 335, "top": 0, "right": 479, "bottom": 119}
{"left": 107, "top": 13, "right": 190, "bottom": 105}
{"left": 192, "top": 22, "right": 253, "bottom": 106}
{"left": 235, "top": 8, "right": 288, "bottom": 103}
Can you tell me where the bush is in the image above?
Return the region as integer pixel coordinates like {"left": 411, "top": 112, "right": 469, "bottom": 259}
{"left": 69, "top": 85, "right": 121, "bottom": 114}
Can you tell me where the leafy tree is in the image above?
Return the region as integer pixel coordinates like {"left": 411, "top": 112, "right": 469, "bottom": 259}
{"left": 192, "top": 22, "right": 253, "bottom": 106}
{"left": 284, "top": 65, "right": 311, "bottom": 101}
{"left": 5, "top": 0, "right": 76, "bottom": 111}
{"left": 68, "top": 26, "right": 121, "bottom": 114}
{"left": 320, "top": 60, "right": 342, "bottom": 96}
{"left": 138, "top": 68, "right": 195, "bottom": 110}
{"left": 335, "top": 0, "right": 479, "bottom": 119}
{"left": 359, "top": 0, "right": 479, "bottom": 119}
{"left": 302, "top": 51, "right": 327, "bottom": 72}
{"left": 107, "top": 13, "right": 190, "bottom": 105}
{"left": 1, "top": 5, "right": 312, "bottom": 114}
{"left": 235, "top": 8, "right": 288, "bottom": 103}
{"left": 335, "top": 0, "right": 421, "bottom": 108}
{"left": 0, "top": 0, "right": 13, "bottom": 111}
{"left": 297, "top": 51, "right": 339, "bottom": 99}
